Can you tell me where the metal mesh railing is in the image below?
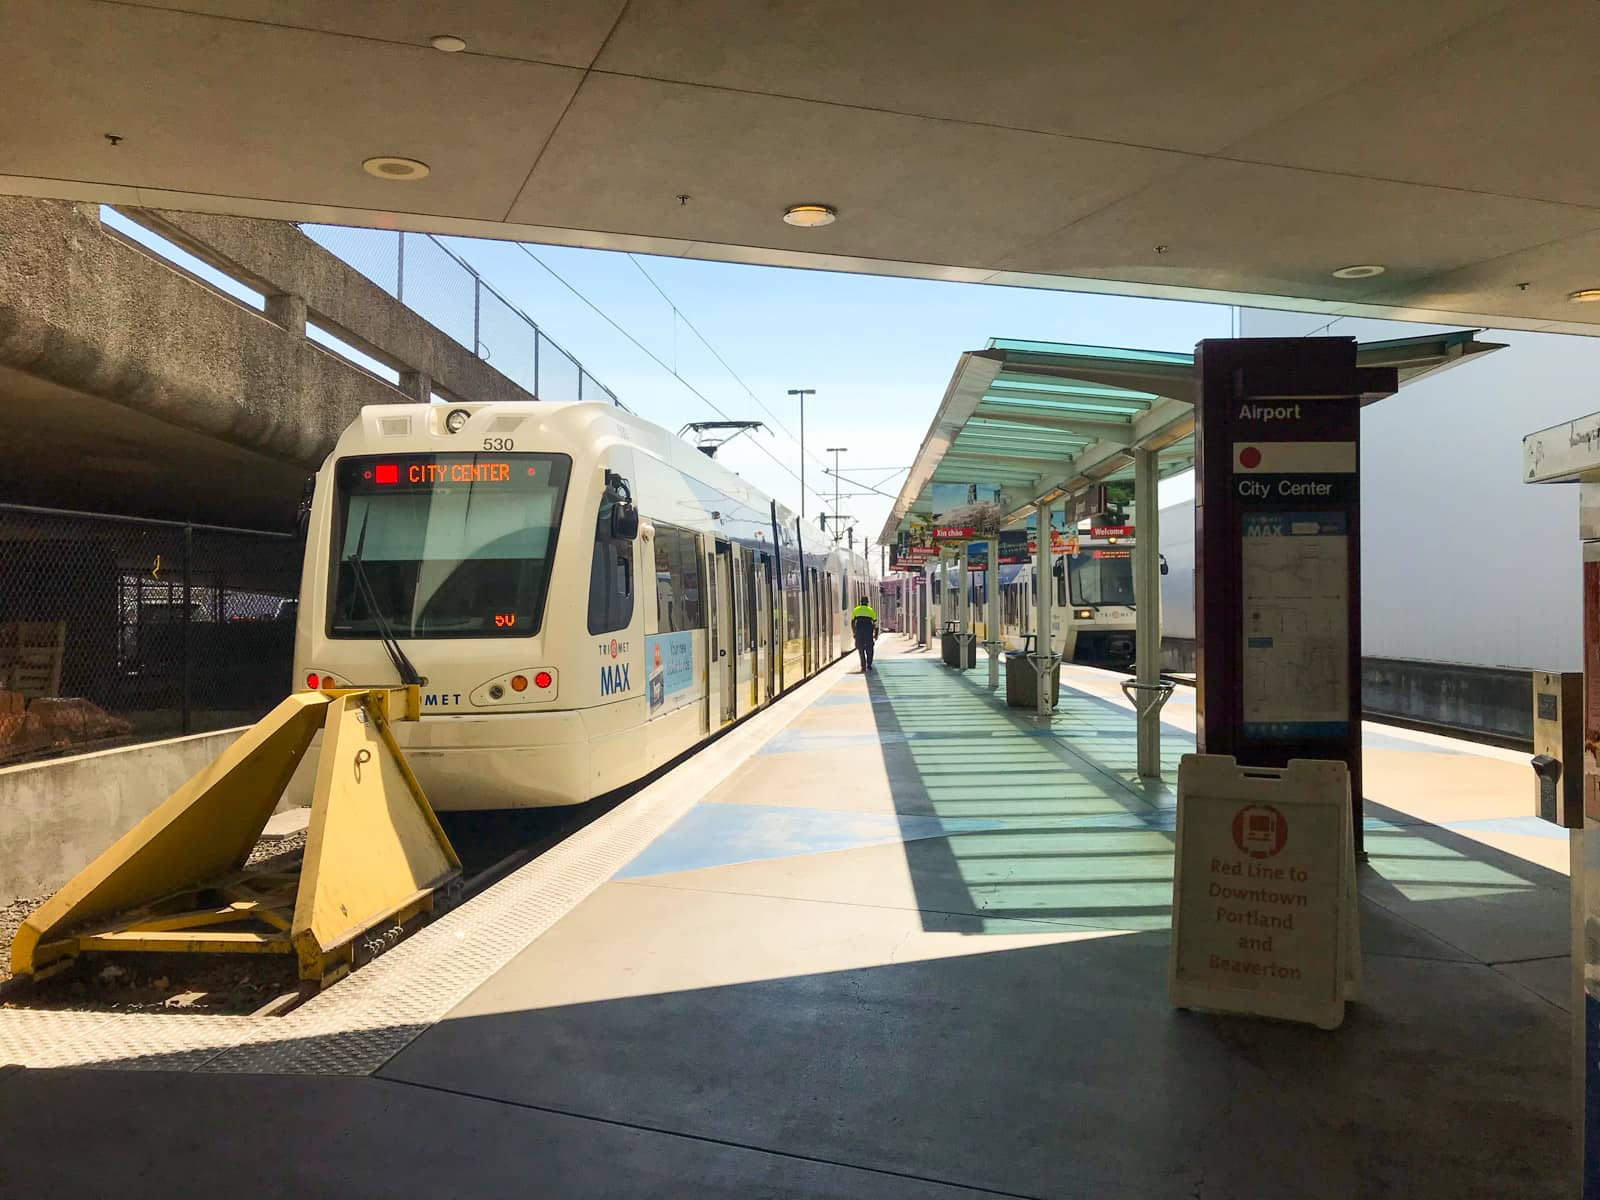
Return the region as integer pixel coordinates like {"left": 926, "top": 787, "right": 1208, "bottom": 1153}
{"left": 0, "top": 505, "right": 301, "bottom": 767}
{"left": 298, "top": 224, "right": 620, "bottom": 408}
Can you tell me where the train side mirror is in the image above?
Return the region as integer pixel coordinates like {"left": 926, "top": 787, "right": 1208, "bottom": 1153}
{"left": 604, "top": 471, "right": 640, "bottom": 540}
{"left": 294, "top": 474, "right": 315, "bottom": 540}
{"left": 611, "top": 503, "right": 640, "bottom": 540}
{"left": 1159, "top": 553, "right": 1169, "bottom": 576}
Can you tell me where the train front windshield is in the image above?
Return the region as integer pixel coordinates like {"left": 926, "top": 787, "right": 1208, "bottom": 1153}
{"left": 330, "top": 453, "right": 572, "bottom": 638}
{"left": 1068, "top": 550, "right": 1135, "bottom": 607}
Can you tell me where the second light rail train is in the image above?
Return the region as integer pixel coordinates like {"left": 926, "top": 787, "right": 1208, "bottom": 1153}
{"left": 926, "top": 532, "right": 1140, "bottom": 666}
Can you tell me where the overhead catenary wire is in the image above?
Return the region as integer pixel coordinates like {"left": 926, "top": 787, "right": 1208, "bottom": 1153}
{"left": 512, "top": 243, "right": 833, "bottom": 513}
{"left": 625, "top": 254, "right": 831, "bottom": 480}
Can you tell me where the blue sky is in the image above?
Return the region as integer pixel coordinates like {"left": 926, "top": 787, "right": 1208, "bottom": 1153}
{"left": 442, "top": 237, "right": 1231, "bottom": 543}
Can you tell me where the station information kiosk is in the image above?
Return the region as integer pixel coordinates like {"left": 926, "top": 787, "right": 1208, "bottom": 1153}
{"left": 1193, "top": 338, "right": 1398, "bottom": 853}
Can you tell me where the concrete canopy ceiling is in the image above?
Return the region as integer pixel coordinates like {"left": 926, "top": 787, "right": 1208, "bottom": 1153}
{"left": 6, "top": 0, "right": 1600, "bottom": 332}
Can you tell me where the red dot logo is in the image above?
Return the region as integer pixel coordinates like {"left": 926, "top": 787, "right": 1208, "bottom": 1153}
{"left": 610, "top": 639, "right": 619, "bottom": 659}
{"left": 1239, "top": 446, "right": 1262, "bottom": 469}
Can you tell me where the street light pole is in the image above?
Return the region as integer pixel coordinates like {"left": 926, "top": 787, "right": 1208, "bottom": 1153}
{"left": 787, "top": 388, "right": 815, "bottom": 518}
{"left": 825, "top": 446, "right": 848, "bottom": 542}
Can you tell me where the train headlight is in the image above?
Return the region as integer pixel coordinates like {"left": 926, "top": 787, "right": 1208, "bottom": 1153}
{"left": 1074, "top": 608, "right": 1094, "bottom": 620}
{"left": 445, "top": 408, "right": 471, "bottom": 434}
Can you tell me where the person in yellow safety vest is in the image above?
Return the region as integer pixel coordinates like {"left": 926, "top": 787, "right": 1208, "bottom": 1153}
{"left": 850, "top": 596, "right": 879, "bottom": 672}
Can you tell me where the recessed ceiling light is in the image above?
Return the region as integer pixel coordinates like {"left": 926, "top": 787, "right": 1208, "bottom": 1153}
{"left": 1331, "top": 264, "right": 1386, "bottom": 279}
{"left": 1568, "top": 289, "right": 1600, "bottom": 303}
{"left": 783, "top": 204, "right": 837, "bottom": 228}
{"left": 430, "top": 34, "right": 467, "bottom": 52}
{"left": 363, "top": 156, "right": 431, "bottom": 181}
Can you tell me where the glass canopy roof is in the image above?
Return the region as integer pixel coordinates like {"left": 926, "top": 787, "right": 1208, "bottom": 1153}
{"left": 882, "top": 332, "right": 1502, "bottom": 543}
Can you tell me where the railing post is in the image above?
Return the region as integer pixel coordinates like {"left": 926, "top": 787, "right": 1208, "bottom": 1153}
{"left": 534, "top": 330, "right": 541, "bottom": 399}
{"left": 396, "top": 231, "right": 405, "bottom": 302}
{"left": 473, "top": 279, "right": 481, "bottom": 357}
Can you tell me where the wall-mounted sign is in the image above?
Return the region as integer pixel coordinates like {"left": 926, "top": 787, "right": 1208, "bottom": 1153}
{"left": 1091, "top": 524, "right": 1134, "bottom": 539}
{"left": 996, "top": 530, "right": 1031, "bottom": 565}
{"left": 1067, "top": 486, "right": 1106, "bottom": 524}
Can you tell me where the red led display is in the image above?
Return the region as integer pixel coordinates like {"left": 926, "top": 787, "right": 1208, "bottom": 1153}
{"left": 374, "top": 463, "right": 399, "bottom": 485}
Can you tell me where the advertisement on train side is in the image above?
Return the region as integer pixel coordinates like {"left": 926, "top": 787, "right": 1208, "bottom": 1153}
{"left": 645, "top": 631, "right": 696, "bottom": 715}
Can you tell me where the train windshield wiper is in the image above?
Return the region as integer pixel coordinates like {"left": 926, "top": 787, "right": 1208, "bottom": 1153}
{"left": 346, "top": 506, "right": 423, "bottom": 687}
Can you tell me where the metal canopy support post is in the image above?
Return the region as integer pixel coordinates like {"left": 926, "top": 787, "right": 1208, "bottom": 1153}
{"left": 1131, "top": 448, "right": 1168, "bottom": 778}
{"left": 919, "top": 570, "right": 929, "bottom": 647}
{"left": 1034, "top": 499, "right": 1056, "bottom": 716}
{"left": 945, "top": 550, "right": 957, "bottom": 630}
{"left": 986, "top": 536, "right": 1001, "bottom": 689}
{"left": 958, "top": 545, "right": 970, "bottom": 646}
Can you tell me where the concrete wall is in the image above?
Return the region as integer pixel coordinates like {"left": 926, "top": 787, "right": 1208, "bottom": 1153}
{"left": 0, "top": 727, "right": 260, "bottom": 899}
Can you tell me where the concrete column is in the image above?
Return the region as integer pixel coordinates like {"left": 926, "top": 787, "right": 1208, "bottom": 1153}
{"left": 986, "top": 536, "right": 1001, "bottom": 689}
{"left": 398, "top": 368, "right": 432, "bottom": 403}
{"left": 1134, "top": 448, "right": 1163, "bottom": 778}
{"left": 263, "top": 292, "right": 306, "bottom": 335}
{"left": 1034, "top": 500, "right": 1055, "bottom": 716}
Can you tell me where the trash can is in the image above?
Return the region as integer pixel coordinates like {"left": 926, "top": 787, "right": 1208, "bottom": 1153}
{"left": 941, "top": 631, "right": 976, "bottom": 668}
{"left": 1005, "top": 651, "right": 1060, "bottom": 708}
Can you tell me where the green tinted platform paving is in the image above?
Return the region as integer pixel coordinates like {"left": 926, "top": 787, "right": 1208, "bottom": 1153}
{"left": 0, "top": 641, "right": 1572, "bottom": 1198}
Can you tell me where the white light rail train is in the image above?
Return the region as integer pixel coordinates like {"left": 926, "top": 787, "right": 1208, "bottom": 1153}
{"left": 293, "top": 401, "right": 867, "bottom": 808}
{"left": 927, "top": 531, "right": 1140, "bottom": 667}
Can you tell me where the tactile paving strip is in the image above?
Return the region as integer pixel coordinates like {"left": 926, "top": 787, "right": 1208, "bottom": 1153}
{"left": 0, "top": 660, "right": 851, "bottom": 1076}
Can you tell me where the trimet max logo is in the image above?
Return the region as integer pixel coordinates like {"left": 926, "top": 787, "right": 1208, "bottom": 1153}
{"left": 1232, "top": 804, "right": 1287, "bottom": 859}
{"left": 600, "top": 662, "right": 631, "bottom": 696}
{"left": 596, "top": 639, "right": 630, "bottom": 660}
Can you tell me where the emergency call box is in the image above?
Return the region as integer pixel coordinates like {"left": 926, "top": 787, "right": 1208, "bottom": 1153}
{"left": 1531, "top": 670, "right": 1583, "bottom": 828}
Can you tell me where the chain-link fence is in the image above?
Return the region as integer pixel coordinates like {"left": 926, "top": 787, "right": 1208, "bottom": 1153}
{"left": 0, "top": 504, "right": 301, "bottom": 767}
{"left": 299, "top": 224, "right": 619, "bottom": 408}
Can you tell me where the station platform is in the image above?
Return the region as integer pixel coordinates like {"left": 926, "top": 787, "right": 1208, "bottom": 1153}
{"left": 0, "top": 639, "right": 1572, "bottom": 1198}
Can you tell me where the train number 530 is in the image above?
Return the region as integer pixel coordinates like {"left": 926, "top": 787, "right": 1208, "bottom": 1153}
{"left": 483, "top": 437, "right": 515, "bottom": 451}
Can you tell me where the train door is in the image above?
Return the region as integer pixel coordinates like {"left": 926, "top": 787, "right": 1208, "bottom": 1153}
{"left": 737, "top": 547, "right": 757, "bottom": 709}
{"left": 801, "top": 567, "right": 813, "bottom": 676}
{"left": 757, "top": 554, "right": 774, "bottom": 703}
{"left": 826, "top": 570, "right": 835, "bottom": 660}
{"left": 711, "top": 540, "right": 736, "bottom": 725}
{"left": 808, "top": 567, "right": 822, "bottom": 668}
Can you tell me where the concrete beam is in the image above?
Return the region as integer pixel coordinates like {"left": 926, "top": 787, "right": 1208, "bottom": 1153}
{"left": 133, "top": 208, "right": 534, "bottom": 407}
{"left": 0, "top": 198, "right": 397, "bottom": 468}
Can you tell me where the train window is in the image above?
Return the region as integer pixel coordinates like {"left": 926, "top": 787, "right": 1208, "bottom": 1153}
{"left": 1068, "top": 551, "right": 1136, "bottom": 607}
{"left": 784, "top": 561, "right": 803, "bottom": 642}
{"left": 587, "top": 497, "right": 635, "bottom": 636}
{"left": 650, "top": 525, "right": 705, "bottom": 634}
{"left": 742, "top": 555, "right": 758, "bottom": 651}
{"left": 329, "top": 452, "right": 572, "bottom": 639}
